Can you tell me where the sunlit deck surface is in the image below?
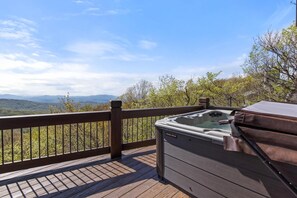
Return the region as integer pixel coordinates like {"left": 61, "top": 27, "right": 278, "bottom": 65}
{"left": 0, "top": 146, "right": 189, "bottom": 198}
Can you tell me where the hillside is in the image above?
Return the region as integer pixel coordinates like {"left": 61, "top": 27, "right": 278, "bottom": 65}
{"left": 0, "top": 99, "right": 54, "bottom": 116}
{"left": 0, "top": 94, "right": 117, "bottom": 116}
{"left": 0, "top": 94, "right": 117, "bottom": 104}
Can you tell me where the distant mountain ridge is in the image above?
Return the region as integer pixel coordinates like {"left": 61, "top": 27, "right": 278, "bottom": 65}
{"left": 0, "top": 99, "right": 54, "bottom": 116}
{"left": 0, "top": 94, "right": 117, "bottom": 104}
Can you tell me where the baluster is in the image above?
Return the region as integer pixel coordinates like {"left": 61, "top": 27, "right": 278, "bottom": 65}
{"left": 30, "top": 127, "right": 32, "bottom": 160}
{"left": 70, "top": 124, "right": 72, "bottom": 153}
{"left": 83, "top": 123, "right": 86, "bottom": 151}
{"left": 11, "top": 129, "right": 14, "bottom": 162}
{"left": 54, "top": 125, "right": 57, "bottom": 156}
{"left": 96, "top": 122, "right": 99, "bottom": 148}
{"left": 47, "top": 126, "right": 49, "bottom": 157}
{"left": 1, "top": 130, "right": 4, "bottom": 164}
{"left": 89, "top": 122, "right": 92, "bottom": 150}
{"left": 21, "top": 128, "right": 23, "bottom": 161}
{"left": 62, "top": 125, "right": 64, "bottom": 154}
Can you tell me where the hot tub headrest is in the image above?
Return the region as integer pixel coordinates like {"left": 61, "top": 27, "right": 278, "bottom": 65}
{"left": 209, "top": 111, "right": 223, "bottom": 117}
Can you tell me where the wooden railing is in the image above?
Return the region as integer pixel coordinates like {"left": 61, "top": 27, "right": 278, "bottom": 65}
{"left": 0, "top": 100, "right": 205, "bottom": 173}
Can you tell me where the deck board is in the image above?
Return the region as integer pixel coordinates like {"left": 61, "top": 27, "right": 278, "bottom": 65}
{"left": 120, "top": 175, "right": 160, "bottom": 198}
{"left": 0, "top": 146, "right": 189, "bottom": 198}
{"left": 137, "top": 180, "right": 169, "bottom": 198}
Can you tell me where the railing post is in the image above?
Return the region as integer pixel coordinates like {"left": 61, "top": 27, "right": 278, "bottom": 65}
{"left": 199, "top": 97, "right": 210, "bottom": 109}
{"left": 110, "top": 100, "right": 122, "bottom": 159}
{"left": 228, "top": 96, "right": 232, "bottom": 107}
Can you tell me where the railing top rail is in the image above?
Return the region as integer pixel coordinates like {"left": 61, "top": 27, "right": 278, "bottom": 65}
{"left": 0, "top": 110, "right": 111, "bottom": 130}
{"left": 122, "top": 105, "right": 203, "bottom": 119}
{"left": 0, "top": 110, "right": 111, "bottom": 119}
{"left": 0, "top": 105, "right": 204, "bottom": 130}
{"left": 0, "top": 104, "right": 238, "bottom": 130}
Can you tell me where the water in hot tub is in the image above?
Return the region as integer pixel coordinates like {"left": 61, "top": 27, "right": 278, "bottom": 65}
{"left": 195, "top": 111, "right": 232, "bottom": 131}
{"left": 175, "top": 110, "right": 232, "bottom": 132}
{"left": 197, "top": 120, "right": 231, "bottom": 131}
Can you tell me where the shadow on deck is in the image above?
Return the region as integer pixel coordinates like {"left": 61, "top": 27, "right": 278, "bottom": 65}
{"left": 0, "top": 146, "right": 189, "bottom": 198}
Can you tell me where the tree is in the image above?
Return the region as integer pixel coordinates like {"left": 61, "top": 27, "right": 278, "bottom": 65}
{"left": 197, "top": 72, "right": 254, "bottom": 107}
{"left": 147, "top": 75, "right": 185, "bottom": 107}
{"left": 243, "top": 25, "right": 297, "bottom": 103}
{"left": 121, "top": 73, "right": 254, "bottom": 108}
{"left": 183, "top": 78, "right": 203, "bottom": 106}
{"left": 120, "top": 80, "right": 153, "bottom": 108}
{"left": 50, "top": 93, "right": 108, "bottom": 113}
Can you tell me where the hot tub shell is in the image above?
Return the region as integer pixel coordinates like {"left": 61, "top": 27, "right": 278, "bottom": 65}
{"left": 155, "top": 109, "right": 296, "bottom": 198}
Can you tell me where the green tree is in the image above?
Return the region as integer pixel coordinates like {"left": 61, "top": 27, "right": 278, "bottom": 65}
{"left": 147, "top": 75, "right": 186, "bottom": 107}
{"left": 120, "top": 80, "right": 153, "bottom": 108}
{"left": 243, "top": 24, "right": 297, "bottom": 103}
{"left": 50, "top": 93, "right": 108, "bottom": 113}
{"left": 197, "top": 72, "right": 254, "bottom": 107}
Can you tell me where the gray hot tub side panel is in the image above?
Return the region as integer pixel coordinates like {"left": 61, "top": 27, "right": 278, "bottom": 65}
{"left": 155, "top": 126, "right": 296, "bottom": 198}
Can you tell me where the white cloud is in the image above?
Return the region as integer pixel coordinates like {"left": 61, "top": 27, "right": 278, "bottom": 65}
{"left": 139, "top": 40, "right": 157, "bottom": 50}
{"left": 0, "top": 16, "right": 158, "bottom": 95}
{"left": 0, "top": 69, "right": 157, "bottom": 96}
{"left": 73, "top": 0, "right": 92, "bottom": 5}
{"left": 0, "top": 18, "right": 39, "bottom": 49}
{"left": 82, "top": 8, "right": 130, "bottom": 16}
{"left": 0, "top": 50, "right": 247, "bottom": 96}
{"left": 71, "top": 1, "right": 130, "bottom": 17}
{"left": 103, "top": 9, "right": 130, "bottom": 16}
{"left": 65, "top": 40, "right": 157, "bottom": 61}
{"left": 32, "top": 53, "right": 40, "bottom": 57}
{"left": 86, "top": 7, "right": 99, "bottom": 12}
{"left": 0, "top": 16, "right": 246, "bottom": 96}
{"left": 0, "top": 52, "right": 158, "bottom": 95}
{"left": 0, "top": 53, "right": 52, "bottom": 71}
{"left": 66, "top": 41, "right": 123, "bottom": 56}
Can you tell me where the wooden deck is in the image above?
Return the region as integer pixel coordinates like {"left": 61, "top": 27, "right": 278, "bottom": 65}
{"left": 0, "top": 146, "right": 189, "bottom": 198}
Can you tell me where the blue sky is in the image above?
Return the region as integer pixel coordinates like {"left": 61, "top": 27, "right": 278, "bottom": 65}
{"left": 0, "top": 0, "right": 295, "bottom": 96}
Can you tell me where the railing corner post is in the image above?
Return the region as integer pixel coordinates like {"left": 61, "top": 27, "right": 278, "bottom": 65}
{"left": 199, "top": 97, "right": 210, "bottom": 109}
{"left": 110, "top": 100, "right": 122, "bottom": 159}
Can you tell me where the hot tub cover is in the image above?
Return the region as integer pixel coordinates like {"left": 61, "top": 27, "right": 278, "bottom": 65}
{"left": 225, "top": 101, "right": 297, "bottom": 166}
{"left": 224, "top": 101, "right": 297, "bottom": 194}
{"left": 233, "top": 101, "right": 297, "bottom": 136}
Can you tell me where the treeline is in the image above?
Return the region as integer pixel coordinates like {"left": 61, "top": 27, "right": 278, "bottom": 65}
{"left": 0, "top": 99, "right": 53, "bottom": 116}
{"left": 120, "top": 73, "right": 255, "bottom": 108}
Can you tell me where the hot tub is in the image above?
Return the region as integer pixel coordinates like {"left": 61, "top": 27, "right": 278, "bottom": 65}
{"left": 164, "top": 109, "right": 232, "bottom": 139}
{"left": 155, "top": 109, "right": 295, "bottom": 198}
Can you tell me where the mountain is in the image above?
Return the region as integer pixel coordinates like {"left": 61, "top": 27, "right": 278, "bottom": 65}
{"left": 0, "top": 99, "right": 54, "bottom": 116}
{"left": 0, "top": 94, "right": 117, "bottom": 104}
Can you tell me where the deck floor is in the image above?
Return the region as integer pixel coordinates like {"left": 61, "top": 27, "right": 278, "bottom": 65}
{"left": 0, "top": 146, "right": 189, "bottom": 198}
